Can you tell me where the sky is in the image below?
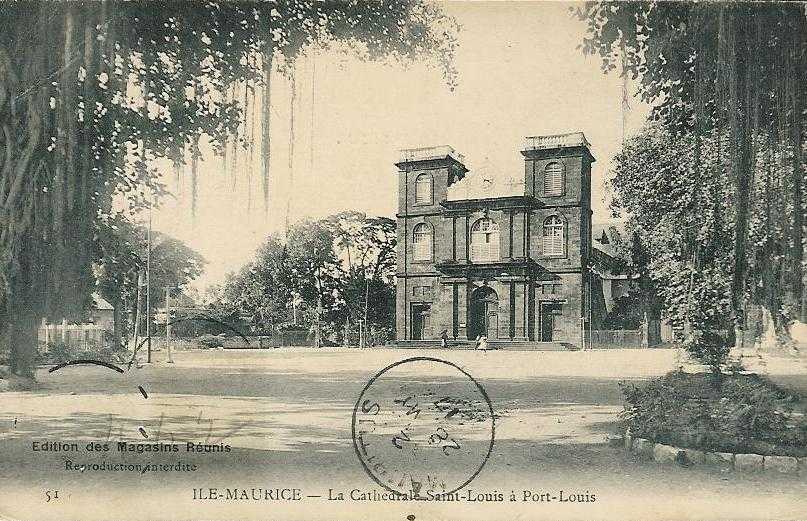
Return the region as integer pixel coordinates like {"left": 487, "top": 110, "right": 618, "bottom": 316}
{"left": 150, "top": 1, "right": 651, "bottom": 288}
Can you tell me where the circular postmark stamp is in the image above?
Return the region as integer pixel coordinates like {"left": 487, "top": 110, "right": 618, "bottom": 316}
{"left": 351, "top": 357, "right": 495, "bottom": 498}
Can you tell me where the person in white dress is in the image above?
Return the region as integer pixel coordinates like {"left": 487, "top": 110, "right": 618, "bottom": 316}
{"left": 476, "top": 335, "right": 489, "bottom": 350}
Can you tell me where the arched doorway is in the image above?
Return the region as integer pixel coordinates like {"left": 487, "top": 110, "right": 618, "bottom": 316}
{"left": 469, "top": 286, "right": 498, "bottom": 340}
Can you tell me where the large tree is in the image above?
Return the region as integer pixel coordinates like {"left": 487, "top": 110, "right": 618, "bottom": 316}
{"left": 96, "top": 217, "right": 205, "bottom": 347}
{"left": 325, "top": 211, "right": 396, "bottom": 335}
{"left": 215, "top": 212, "right": 397, "bottom": 343}
{"left": 577, "top": 1, "right": 806, "bottom": 337}
{"left": 0, "top": 1, "right": 458, "bottom": 378}
{"left": 213, "top": 235, "right": 295, "bottom": 333}
{"left": 610, "top": 125, "right": 734, "bottom": 333}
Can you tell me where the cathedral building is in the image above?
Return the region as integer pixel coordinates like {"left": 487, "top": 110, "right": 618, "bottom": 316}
{"left": 394, "top": 132, "right": 597, "bottom": 348}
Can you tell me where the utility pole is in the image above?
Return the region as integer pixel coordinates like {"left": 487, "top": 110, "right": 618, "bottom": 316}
{"left": 588, "top": 268, "right": 594, "bottom": 349}
{"left": 315, "top": 266, "right": 322, "bottom": 349}
{"left": 363, "top": 273, "right": 370, "bottom": 348}
{"left": 580, "top": 316, "right": 586, "bottom": 351}
{"left": 134, "top": 270, "right": 143, "bottom": 355}
{"left": 146, "top": 202, "right": 152, "bottom": 363}
{"left": 164, "top": 286, "right": 175, "bottom": 363}
{"left": 588, "top": 264, "right": 595, "bottom": 349}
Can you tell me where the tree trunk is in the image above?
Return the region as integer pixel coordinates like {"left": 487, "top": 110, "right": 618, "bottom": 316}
{"left": 112, "top": 295, "right": 123, "bottom": 349}
{"left": 8, "top": 302, "right": 39, "bottom": 379}
{"left": 726, "top": 9, "right": 753, "bottom": 344}
{"left": 286, "top": 68, "right": 296, "bottom": 235}
{"left": 314, "top": 267, "right": 322, "bottom": 348}
{"left": 0, "top": 6, "right": 51, "bottom": 379}
{"left": 790, "top": 32, "right": 805, "bottom": 323}
{"left": 8, "top": 238, "right": 41, "bottom": 379}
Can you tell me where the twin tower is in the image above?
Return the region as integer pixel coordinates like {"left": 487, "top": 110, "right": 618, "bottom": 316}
{"left": 393, "top": 133, "right": 596, "bottom": 348}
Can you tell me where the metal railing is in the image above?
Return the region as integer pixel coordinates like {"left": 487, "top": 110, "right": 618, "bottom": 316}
{"left": 584, "top": 329, "right": 643, "bottom": 349}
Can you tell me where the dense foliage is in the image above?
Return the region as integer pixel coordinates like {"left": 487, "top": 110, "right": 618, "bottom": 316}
{"left": 578, "top": 2, "right": 806, "bottom": 355}
{"left": 602, "top": 295, "right": 644, "bottom": 330}
{"left": 207, "top": 212, "right": 396, "bottom": 344}
{"left": 612, "top": 122, "right": 803, "bottom": 366}
{"left": 95, "top": 216, "right": 206, "bottom": 347}
{"left": 621, "top": 371, "right": 807, "bottom": 457}
{"left": 0, "top": 1, "right": 458, "bottom": 377}
{"left": 610, "top": 126, "right": 733, "bottom": 328}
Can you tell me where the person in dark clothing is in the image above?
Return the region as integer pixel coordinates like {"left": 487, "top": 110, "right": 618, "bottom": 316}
{"left": 440, "top": 330, "right": 449, "bottom": 348}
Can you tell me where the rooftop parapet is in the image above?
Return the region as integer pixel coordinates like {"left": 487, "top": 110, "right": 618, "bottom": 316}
{"left": 398, "top": 145, "right": 466, "bottom": 165}
{"left": 522, "top": 132, "right": 591, "bottom": 153}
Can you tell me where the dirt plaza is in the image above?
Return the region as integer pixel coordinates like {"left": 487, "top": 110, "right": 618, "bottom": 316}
{"left": 1, "top": 347, "right": 805, "bottom": 521}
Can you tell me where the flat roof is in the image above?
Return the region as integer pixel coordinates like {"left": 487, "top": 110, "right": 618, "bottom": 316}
{"left": 522, "top": 132, "right": 591, "bottom": 152}
{"left": 398, "top": 145, "right": 465, "bottom": 165}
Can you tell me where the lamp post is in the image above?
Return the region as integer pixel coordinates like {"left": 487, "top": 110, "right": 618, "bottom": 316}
{"left": 586, "top": 262, "right": 597, "bottom": 351}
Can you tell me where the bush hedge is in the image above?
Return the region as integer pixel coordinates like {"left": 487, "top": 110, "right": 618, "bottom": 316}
{"left": 620, "top": 370, "right": 807, "bottom": 457}
{"left": 196, "top": 334, "right": 224, "bottom": 349}
{"left": 41, "top": 342, "right": 129, "bottom": 365}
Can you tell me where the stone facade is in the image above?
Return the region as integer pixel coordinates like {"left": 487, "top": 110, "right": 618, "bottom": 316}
{"left": 394, "top": 135, "right": 595, "bottom": 348}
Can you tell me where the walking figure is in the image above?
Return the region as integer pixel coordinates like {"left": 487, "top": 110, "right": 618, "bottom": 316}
{"left": 476, "top": 335, "right": 489, "bottom": 351}
{"left": 440, "top": 330, "right": 449, "bottom": 349}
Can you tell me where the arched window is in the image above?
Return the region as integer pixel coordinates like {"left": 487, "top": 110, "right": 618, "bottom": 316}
{"left": 542, "top": 215, "right": 565, "bottom": 256}
{"left": 412, "top": 223, "right": 432, "bottom": 261}
{"left": 470, "top": 218, "right": 500, "bottom": 262}
{"left": 415, "top": 173, "right": 433, "bottom": 204}
{"left": 544, "top": 162, "right": 564, "bottom": 196}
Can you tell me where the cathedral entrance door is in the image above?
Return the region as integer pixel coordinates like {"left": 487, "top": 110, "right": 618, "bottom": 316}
{"left": 411, "top": 304, "right": 431, "bottom": 340}
{"left": 469, "top": 287, "right": 498, "bottom": 340}
{"left": 539, "top": 302, "right": 560, "bottom": 341}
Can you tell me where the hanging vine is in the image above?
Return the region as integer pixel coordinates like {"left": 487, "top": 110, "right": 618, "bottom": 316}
{"left": 286, "top": 66, "right": 296, "bottom": 235}
{"left": 260, "top": 49, "right": 272, "bottom": 218}
{"left": 578, "top": 1, "right": 807, "bottom": 341}
{"left": 0, "top": 1, "right": 460, "bottom": 379}
{"left": 246, "top": 55, "right": 257, "bottom": 217}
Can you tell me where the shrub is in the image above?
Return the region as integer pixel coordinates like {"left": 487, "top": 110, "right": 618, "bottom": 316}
{"left": 0, "top": 339, "right": 8, "bottom": 366}
{"left": 683, "top": 329, "right": 731, "bottom": 374}
{"left": 620, "top": 370, "right": 807, "bottom": 457}
{"left": 602, "top": 295, "right": 644, "bottom": 330}
{"left": 78, "top": 344, "right": 129, "bottom": 364}
{"left": 277, "top": 323, "right": 308, "bottom": 332}
{"left": 46, "top": 342, "right": 77, "bottom": 364}
{"left": 368, "top": 326, "right": 395, "bottom": 346}
{"left": 43, "top": 341, "right": 129, "bottom": 365}
{"left": 196, "top": 334, "right": 224, "bottom": 349}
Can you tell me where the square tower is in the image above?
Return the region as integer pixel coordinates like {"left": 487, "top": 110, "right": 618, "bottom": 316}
{"left": 521, "top": 132, "right": 596, "bottom": 265}
{"left": 394, "top": 146, "right": 468, "bottom": 341}
{"left": 395, "top": 146, "right": 468, "bottom": 213}
{"left": 521, "top": 132, "right": 596, "bottom": 345}
{"left": 521, "top": 132, "right": 595, "bottom": 208}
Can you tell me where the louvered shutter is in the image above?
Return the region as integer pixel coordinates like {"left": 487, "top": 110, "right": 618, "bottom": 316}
{"left": 470, "top": 219, "right": 500, "bottom": 262}
{"left": 415, "top": 174, "right": 432, "bottom": 204}
{"left": 413, "top": 224, "right": 431, "bottom": 261}
{"left": 544, "top": 163, "right": 563, "bottom": 196}
{"left": 542, "top": 216, "right": 565, "bottom": 256}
